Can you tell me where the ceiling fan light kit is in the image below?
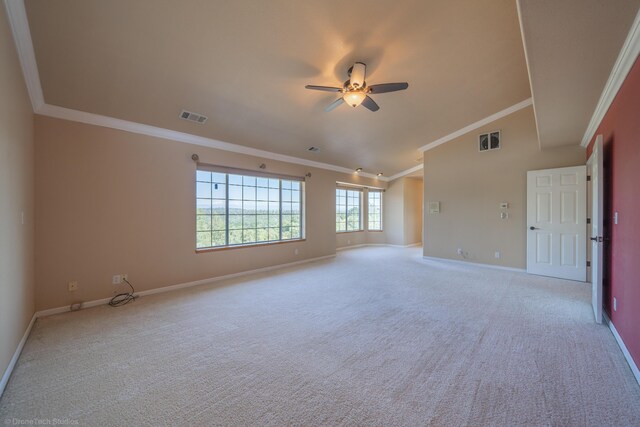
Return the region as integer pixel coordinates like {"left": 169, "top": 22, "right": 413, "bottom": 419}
{"left": 305, "top": 62, "right": 408, "bottom": 112}
{"left": 344, "top": 91, "right": 367, "bottom": 107}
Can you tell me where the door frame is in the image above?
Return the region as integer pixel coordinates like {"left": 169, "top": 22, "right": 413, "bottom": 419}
{"left": 587, "top": 135, "right": 604, "bottom": 324}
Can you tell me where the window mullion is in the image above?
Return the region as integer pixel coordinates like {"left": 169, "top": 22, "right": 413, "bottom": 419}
{"left": 225, "top": 174, "right": 229, "bottom": 246}
{"left": 279, "top": 181, "right": 283, "bottom": 241}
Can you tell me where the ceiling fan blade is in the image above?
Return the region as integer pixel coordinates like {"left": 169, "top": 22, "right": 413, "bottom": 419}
{"left": 325, "top": 97, "right": 344, "bottom": 112}
{"left": 305, "top": 85, "right": 342, "bottom": 92}
{"left": 368, "top": 82, "right": 409, "bottom": 94}
{"left": 361, "top": 96, "right": 379, "bottom": 112}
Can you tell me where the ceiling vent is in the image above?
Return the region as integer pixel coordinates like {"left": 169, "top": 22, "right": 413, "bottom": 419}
{"left": 308, "top": 146, "right": 320, "bottom": 152}
{"left": 179, "top": 109, "right": 208, "bottom": 124}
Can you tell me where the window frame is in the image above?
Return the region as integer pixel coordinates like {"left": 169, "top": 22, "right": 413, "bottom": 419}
{"left": 196, "top": 167, "right": 305, "bottom": 251}
{"left": 336, "top": 187, "right": 363, "bottom": 233}
{"left": 367, "top": 189, "right": 383, "bottom": 231}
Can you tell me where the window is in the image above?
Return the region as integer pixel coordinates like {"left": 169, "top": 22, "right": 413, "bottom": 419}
{"left": 368, "top": 190, "right": 383, "bottom": 230}
{"left": 336, "top": 188, "right": 362, "bottom": 232}
{"left": 479, "top": 131, "right": 500, "bottom": 151}
{"left": 196, "top": 168, "right": 303, "bottom": 250}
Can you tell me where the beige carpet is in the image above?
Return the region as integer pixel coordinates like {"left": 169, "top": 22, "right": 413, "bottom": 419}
{"left": 1, "top": 247, "right": 639, "bottom": 426}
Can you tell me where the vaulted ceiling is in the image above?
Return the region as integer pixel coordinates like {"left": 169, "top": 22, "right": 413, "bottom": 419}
{"left": 19, "top": 0, "right": 640, "bottom": 177}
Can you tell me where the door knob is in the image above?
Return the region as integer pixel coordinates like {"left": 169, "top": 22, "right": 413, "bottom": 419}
{"left": 529, "top": 226, "right": 539, "bottom": 230}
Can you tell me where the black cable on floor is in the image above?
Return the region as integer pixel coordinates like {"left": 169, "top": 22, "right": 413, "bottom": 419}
{"left": 109, "top": 277, "right": 137, "bottom": 307}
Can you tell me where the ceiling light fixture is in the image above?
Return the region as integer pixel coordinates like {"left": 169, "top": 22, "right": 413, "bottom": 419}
{"left": 343, "top": 91, "right": 367, "bottom": 108}
{"left": 377, "top": 172, "right": 383, "bottom": 176}
{"left": 355, "top": 168, "right": 363, "bottom": 173}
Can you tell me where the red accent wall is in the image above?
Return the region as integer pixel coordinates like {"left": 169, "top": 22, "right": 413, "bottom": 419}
{"left": 586, "top": 56, "right": 640, "bottom": 368}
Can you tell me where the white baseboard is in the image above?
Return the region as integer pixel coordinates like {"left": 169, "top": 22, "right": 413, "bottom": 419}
{"left": 337, "top": 242, "right": 422, "bottom": 251}
{"left": 0, "top": 312, "right": 37, "bottom": 398}
{"left": 36, "top": 253, "right": 336, "bottom": 318}
{"left": 603, "top": 312, "right": 640, "bottom": 386}
{"left": 387, "top": 242, "right": 422, "bottom": 248}
{"left": 422, "top": 255, "right": 526, "bottom": 273}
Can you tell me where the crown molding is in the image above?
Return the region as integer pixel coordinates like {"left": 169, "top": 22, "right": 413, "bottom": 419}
{"left": 37, "top": 104, "right": 388, "bottom": 181}
{"left": 515, "top": 0, "right": 543, "bottom": 150}
{"left": 4, "top": 0, "right": 390, "bottom": 181}
{"left": 388, "top": 164, "right": 423, "bottom": 181}
{"left": 418, "top": 98, "right": 533, "bottom": 153}
{"left": 580, "top": 6, "right": 640, "bottom": 148}
{"left": 4, "top": 0, "right": 44, "bottom": 110}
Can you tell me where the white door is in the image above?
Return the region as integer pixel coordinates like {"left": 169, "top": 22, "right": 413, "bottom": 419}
{"left": 588, "top": 135, "right": 604, "bottom": 323}
{"left": 527, "top": 166, "right": 587, "bottom": 281}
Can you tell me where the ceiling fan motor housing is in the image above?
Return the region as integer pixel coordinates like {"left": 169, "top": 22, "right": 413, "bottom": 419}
{"left": 348, "top": 62, "right": 367, "bottom": 89}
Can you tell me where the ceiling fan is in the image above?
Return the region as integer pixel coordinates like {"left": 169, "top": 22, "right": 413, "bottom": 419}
{"left": 305, "top": 62, "right": 409, "bottom": 112}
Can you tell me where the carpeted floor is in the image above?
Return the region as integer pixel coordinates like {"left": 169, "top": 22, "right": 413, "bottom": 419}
{"left": 1, "top": 246, "right": 639, "bottom": 426}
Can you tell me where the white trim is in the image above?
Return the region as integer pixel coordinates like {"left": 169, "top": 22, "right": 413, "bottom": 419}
{"left": 0, "top": 312, "right": 36, "bottom": 398}
{"left": 387, "top": 242, "right": 422, "bottom": 248}
{"left": 336, "top": 244, "right": 370, "bottom": 251}
{"left": 337, "top": 243, "right": 422, "bottom": 251}
{"left": 3, "top": 0, "right": 44, "bottom": 111}
{"left": 37, "top": 105, "right": 387, "bottom": 181}
{"left": 36, "top": 254, "right": 336, "bottom": 318}
{"left": 418, "top": 99, "right": 533, "bottom": 153}
{"left": 515, "top": 0, "right": 543, "bottom": 150}
{"left": 422, "top": 255, "right": 527, "bottom": 273}
{"left": 604, "top": 312, "right": 640, "bottom": 386}
{"left": 2, "top": 1, "right": 392, "bottom": 182}
{"left": 388, "top": 164, "right": 424, "bottom": 181}
{"left": 581, "top": 8, "right": 640, "bottom": 148}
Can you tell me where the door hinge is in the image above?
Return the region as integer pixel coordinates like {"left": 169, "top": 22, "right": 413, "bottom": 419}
{"left": 587, "top": 218, "right": 591, "bottom": 224}
{"left": 587, "top": 175, "right": 592, "bottom": 181}
{"left": 587, "top": 261, "right": 591, "bottom": 267}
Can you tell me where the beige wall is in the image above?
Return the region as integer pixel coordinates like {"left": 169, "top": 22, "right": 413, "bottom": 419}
{"left": 384, "top": 179, "right": 405, "bottom": 245}
{"left": 423, "top": 106, "right": 585, "bottom": 268}
{"left": 0, "top": 7, "right": 35, "bottom": 383}
{"left": 384, "top": 177, "right": 423, "bottom": 246}
{"left": 403, "top": 178, "right": 423, "bottom": 245}
{"left": 34, "top": 116, "right": 387, "bottom": 310}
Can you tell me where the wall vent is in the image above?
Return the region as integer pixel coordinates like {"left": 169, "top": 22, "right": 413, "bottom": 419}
{"left": 479, "top": 130, "right": 500, "bottom": 152}
{"left": 308, "top": 146, "right": 320, "bottom": 152}
{"left": 180, "top": 109, "right": 208, "bottom": 124}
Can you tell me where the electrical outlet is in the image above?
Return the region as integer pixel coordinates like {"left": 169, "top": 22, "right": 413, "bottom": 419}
{"left": 495, "top": 251, "right": 501, "bottom": 259}
{"left": 457, "top": 248, "right": 463, "bottom": 255}
{"left": 68, "top": 281, "right": 78, "bottom": 292}
{"left": 347, "top": 239, "right": 351, "bottom": 245}
{"left": 121, "top": 274, "right": 128, "bottom": 282}
{"left": 294, "top": 249, "right": 299, "bottom": 255}
{"left": 112, "top": 274, "right": 121, "bottom": 285}
{"left": 500, "top": 212, "right": 508, "bottom": 219}
{"left": 614, "top": 297, "right": 617, "bottom": 311}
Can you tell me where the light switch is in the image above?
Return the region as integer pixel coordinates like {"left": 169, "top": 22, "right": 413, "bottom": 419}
{"left": 499, "top": 202, "right": 509, "bottom": 209}
{"left": 614, "top": 212, "right": 618, "bottom": 225}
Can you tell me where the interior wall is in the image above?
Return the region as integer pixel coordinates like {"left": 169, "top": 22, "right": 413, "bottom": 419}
{"left": 34, "top": 116, "right": 386, "bottom": 311}
{"left": 384, "top": 179, "right": 405, "bottom": 246}
{"left": 403, "top": 177, "right": 423, "bottom": 245}
{"left": 586, "top": 56, "right": 640, "bottom": 370}
{"left": 423, "top": 106, "right": 585, "bottom": 268}
{"left": 0, "top": 6, "right": 35, "bottom": 386}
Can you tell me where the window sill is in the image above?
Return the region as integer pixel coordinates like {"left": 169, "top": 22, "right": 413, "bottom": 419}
{"left": 368, "top": 230, "right": 384, "bottom": 232}
{"left": 336, "top": 230, "right": 365, "bottom": 234}
{"left": 196, "top": 238, "right": 306, "bottom": 253}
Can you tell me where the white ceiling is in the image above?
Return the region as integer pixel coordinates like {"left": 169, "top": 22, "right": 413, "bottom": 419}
{"left": 518, "top": 0, "right": 640, "bottom": 148}
{"left": 24, "top": 0, "right": 531, "bottom": 177}
{"left": 17, "top": 0, "right": 639, "bottom": 176}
